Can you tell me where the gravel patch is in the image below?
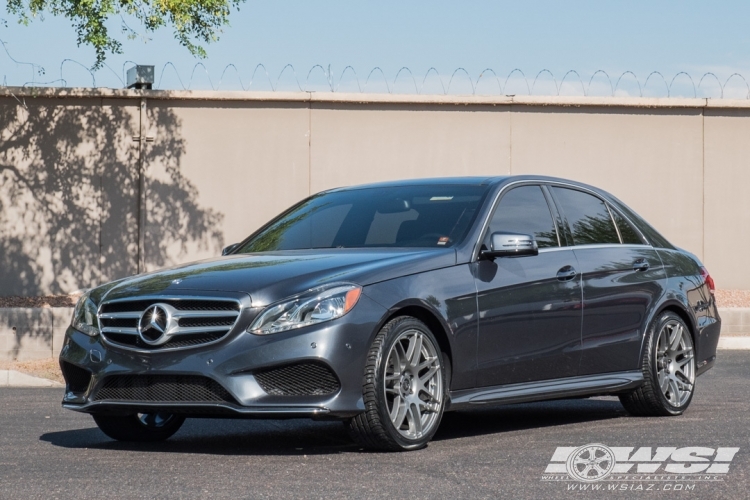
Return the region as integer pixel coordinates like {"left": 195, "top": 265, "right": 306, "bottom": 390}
{"left": 0, "top": 293, "right": 80, "bottom": 308}
{"left": 0, "top": 358, "right": 63, "bottom": 383}
{"left": 715, "top": 290, "right": 750, "bottom": 308}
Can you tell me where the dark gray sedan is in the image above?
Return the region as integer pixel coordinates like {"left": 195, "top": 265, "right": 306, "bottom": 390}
{"left": 60, "top": 176, "right": 721, "bottom": 451}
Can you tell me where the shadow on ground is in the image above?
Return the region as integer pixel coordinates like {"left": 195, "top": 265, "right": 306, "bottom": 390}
{"left": 40, "top": 398, "right": 627, "bottom": 456}
{"left": 435, "top": 398, "right": 626, "bottom": 441}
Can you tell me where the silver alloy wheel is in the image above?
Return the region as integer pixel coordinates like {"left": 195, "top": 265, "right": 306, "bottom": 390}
{"left": 655, "top": 320, "right": 695, "bottom": 407}
{"left": 383, "top": 329, "right": 443, "bottom": 440}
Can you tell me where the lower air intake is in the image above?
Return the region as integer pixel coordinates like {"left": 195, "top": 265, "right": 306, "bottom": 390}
{"left": 254, "top": 362, "right": 341, "bottom": 396}
{"left": 93, "top": 375, "right": 236, "bottom": 403}
{"left": 61, "top": 362, "right": 92, "bottom": 393}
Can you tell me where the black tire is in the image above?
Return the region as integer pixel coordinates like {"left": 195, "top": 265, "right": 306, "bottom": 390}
{"left": 346, "top": 316, "right": 448, "bottom": 451}
{"left": 619, "top": 311, "right": 696, "bottom": 417}
{"left": 93, "top": 413, "right": 186, "bottom": 442}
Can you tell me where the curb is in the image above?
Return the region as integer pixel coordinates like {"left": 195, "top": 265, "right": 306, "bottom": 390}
{"left": 0, "top": 370, "right": 63, "bottom": 388}
{"left": 717, "top": 337, "right": 750, "bottom": 350}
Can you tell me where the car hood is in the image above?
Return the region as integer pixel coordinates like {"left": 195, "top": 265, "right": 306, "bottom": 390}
{"left": 101, "top": 248, "right": 457, "bottom": 306}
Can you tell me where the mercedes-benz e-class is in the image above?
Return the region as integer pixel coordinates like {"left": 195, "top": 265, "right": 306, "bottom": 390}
{"left": 60, "top": 176, "right": 721, "bottom": 451}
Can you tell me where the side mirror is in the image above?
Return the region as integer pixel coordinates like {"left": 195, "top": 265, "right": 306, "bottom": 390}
{"left": 481, "top": 232, "right": 539, "bottom": 259}
{"left": 222, "top": 243, "right": 240, "bottom": 256}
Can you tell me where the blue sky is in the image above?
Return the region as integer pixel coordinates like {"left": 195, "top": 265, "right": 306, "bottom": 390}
{"left": 2, "top": 0, "right": 750, "bottom": 97}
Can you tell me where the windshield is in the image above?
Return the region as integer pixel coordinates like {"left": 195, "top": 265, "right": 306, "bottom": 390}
{"left": 235, "top": 184, "right": 490, "bottom": 252}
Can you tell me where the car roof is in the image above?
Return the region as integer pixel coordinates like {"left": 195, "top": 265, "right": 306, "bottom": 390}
{"left": 324, "top": 176, "right": 503, "bottom": 192}
{"left": 323, "top": 175, "right": 605, "bottom": 194}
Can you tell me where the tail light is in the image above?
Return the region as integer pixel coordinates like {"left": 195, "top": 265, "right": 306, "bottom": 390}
{"left": 700, "top": 267, "right": 715, "bottom": 294}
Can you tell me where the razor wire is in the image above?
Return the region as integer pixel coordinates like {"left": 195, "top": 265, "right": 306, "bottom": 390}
{"left": 1, "top": 40, "right": 749, "bottom": 98}
{"left": 147, "top": 63, "right": 749, "bottom": 98}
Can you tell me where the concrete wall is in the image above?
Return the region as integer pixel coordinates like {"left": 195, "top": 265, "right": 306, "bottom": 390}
{"left": 704, "top": 108, "right": 750, "bottom": 292}
{"left": 0, "top": 89, "right": 749, "bottom": 296}
{"left": 0, "top": 308, "right": 72, "bottom": 361}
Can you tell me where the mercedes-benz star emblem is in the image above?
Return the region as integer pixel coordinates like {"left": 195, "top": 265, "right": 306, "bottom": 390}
{"left": 138, "top": 304, "right": 172, "bottom": 344}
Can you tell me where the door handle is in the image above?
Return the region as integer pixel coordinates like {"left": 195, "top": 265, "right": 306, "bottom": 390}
{"left": 556, "top": 265, "right": 577, "bottom": 281}
{"left": 633, "top": 258, "right": 650, "bottom": 272}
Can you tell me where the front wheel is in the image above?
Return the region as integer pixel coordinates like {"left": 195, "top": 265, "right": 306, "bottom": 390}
{"left": 93, "top": 412, "right": 186, "bottom": 442}
{"left": 619, "top": 311, "right": 696, "bottom": 416}
{"left": 347, "top": 316, "right": 447, "bottom": 451}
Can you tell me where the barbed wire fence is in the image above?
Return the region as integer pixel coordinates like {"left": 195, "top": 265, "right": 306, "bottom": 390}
{"left": 2, "top": 39, "right": 750, "bottom": 98}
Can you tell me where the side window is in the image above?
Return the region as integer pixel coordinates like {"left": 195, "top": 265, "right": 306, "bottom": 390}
{"left": 552, "top": 187, "right": 620, "bottom": 245}
{"left": 609, "top": 206, "right": 644, "bottom": 245}
{"left": 486, "top": 186, "right": 559, "bottom": 248}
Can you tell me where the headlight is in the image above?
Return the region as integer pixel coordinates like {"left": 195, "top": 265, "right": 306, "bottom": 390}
{"left": 248, "top": 284, "right": 362, "bottom": 335}
{"left": 71, "top": 291, "right": 100, "bottom": 337}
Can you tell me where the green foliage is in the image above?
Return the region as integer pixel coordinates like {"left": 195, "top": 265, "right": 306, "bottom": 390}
{"left": 6, "top": 0, "right": 244, "bottom": 69}
{"left": 570, "top": 214, "right": 620, "bottom": 245}
{"left": 237, "top": 200, "right": 318, "bottom": 253}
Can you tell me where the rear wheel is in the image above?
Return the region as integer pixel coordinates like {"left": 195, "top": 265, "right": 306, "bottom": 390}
{"left": 93, "top": 412, "right": 186, "bottom": 442}
{"left": 347, "top": 316, "right": 447, "bottom": 451}
{"left": 619, "top": 311, "right": 696, "bottom": 416}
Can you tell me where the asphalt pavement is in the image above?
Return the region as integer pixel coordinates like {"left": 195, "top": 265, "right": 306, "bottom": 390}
{"left": 1, "top": 351, "right": 748, "bottom": 499}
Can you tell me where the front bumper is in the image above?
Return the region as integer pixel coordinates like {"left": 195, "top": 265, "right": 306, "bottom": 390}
{"left": 59, "top": 293, "right": 387, "bottom": 419}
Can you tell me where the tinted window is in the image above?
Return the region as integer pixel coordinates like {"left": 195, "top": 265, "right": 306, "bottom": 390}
{"left": 263, "top": 203, "right": 353, "bottom": 251}
{"left": 552, "top": 187, "right": 620, "bottom": 245}
{"left": 610, "top": 207, "right": 644, "bottom": 245}
{"left": 364, "top": 209, "right": 419, "bottom": 245}
{"left": 486, "top": 186, "right": 559, "bottom": 248}
{"left": 613, "top": 200, "right": 674, "bottom": 249}
{"left": 236, "top": 185, "right": 489, "bottom": 252}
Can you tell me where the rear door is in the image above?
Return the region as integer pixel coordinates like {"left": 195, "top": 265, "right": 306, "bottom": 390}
{"left": 474, "top": 184, "right": 582, "bottom": 387}
{"left": 549, "top": 186, "right": 666, "bottom": 375}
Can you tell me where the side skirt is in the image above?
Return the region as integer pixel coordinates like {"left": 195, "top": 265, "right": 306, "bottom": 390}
{"left": 448, "top": 371, "right": 643, "bottom": 410}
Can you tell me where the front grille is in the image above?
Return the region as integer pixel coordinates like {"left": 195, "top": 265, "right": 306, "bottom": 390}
{"left": 104, "top": 332, "right": 226, "bottom": 350}
{"left": 93, "top": 375, "right": 237, "bottom": 403}
{"left": 178, "top": 317, "right": 235, "bottom": 328}
{"left": 98, "top": 297, "right": 241, "bottom": 351}
{"left": 254, "top": 362, "right": 341, "bottom": 396}
{"left": 61, "top": 362, "right": 92, "bottom": 393}
{"left": 104, "top": 318, "right": 136, "bottom": 328}
{"left": 102, "top": 299, "right": 239, "bottom": 313}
